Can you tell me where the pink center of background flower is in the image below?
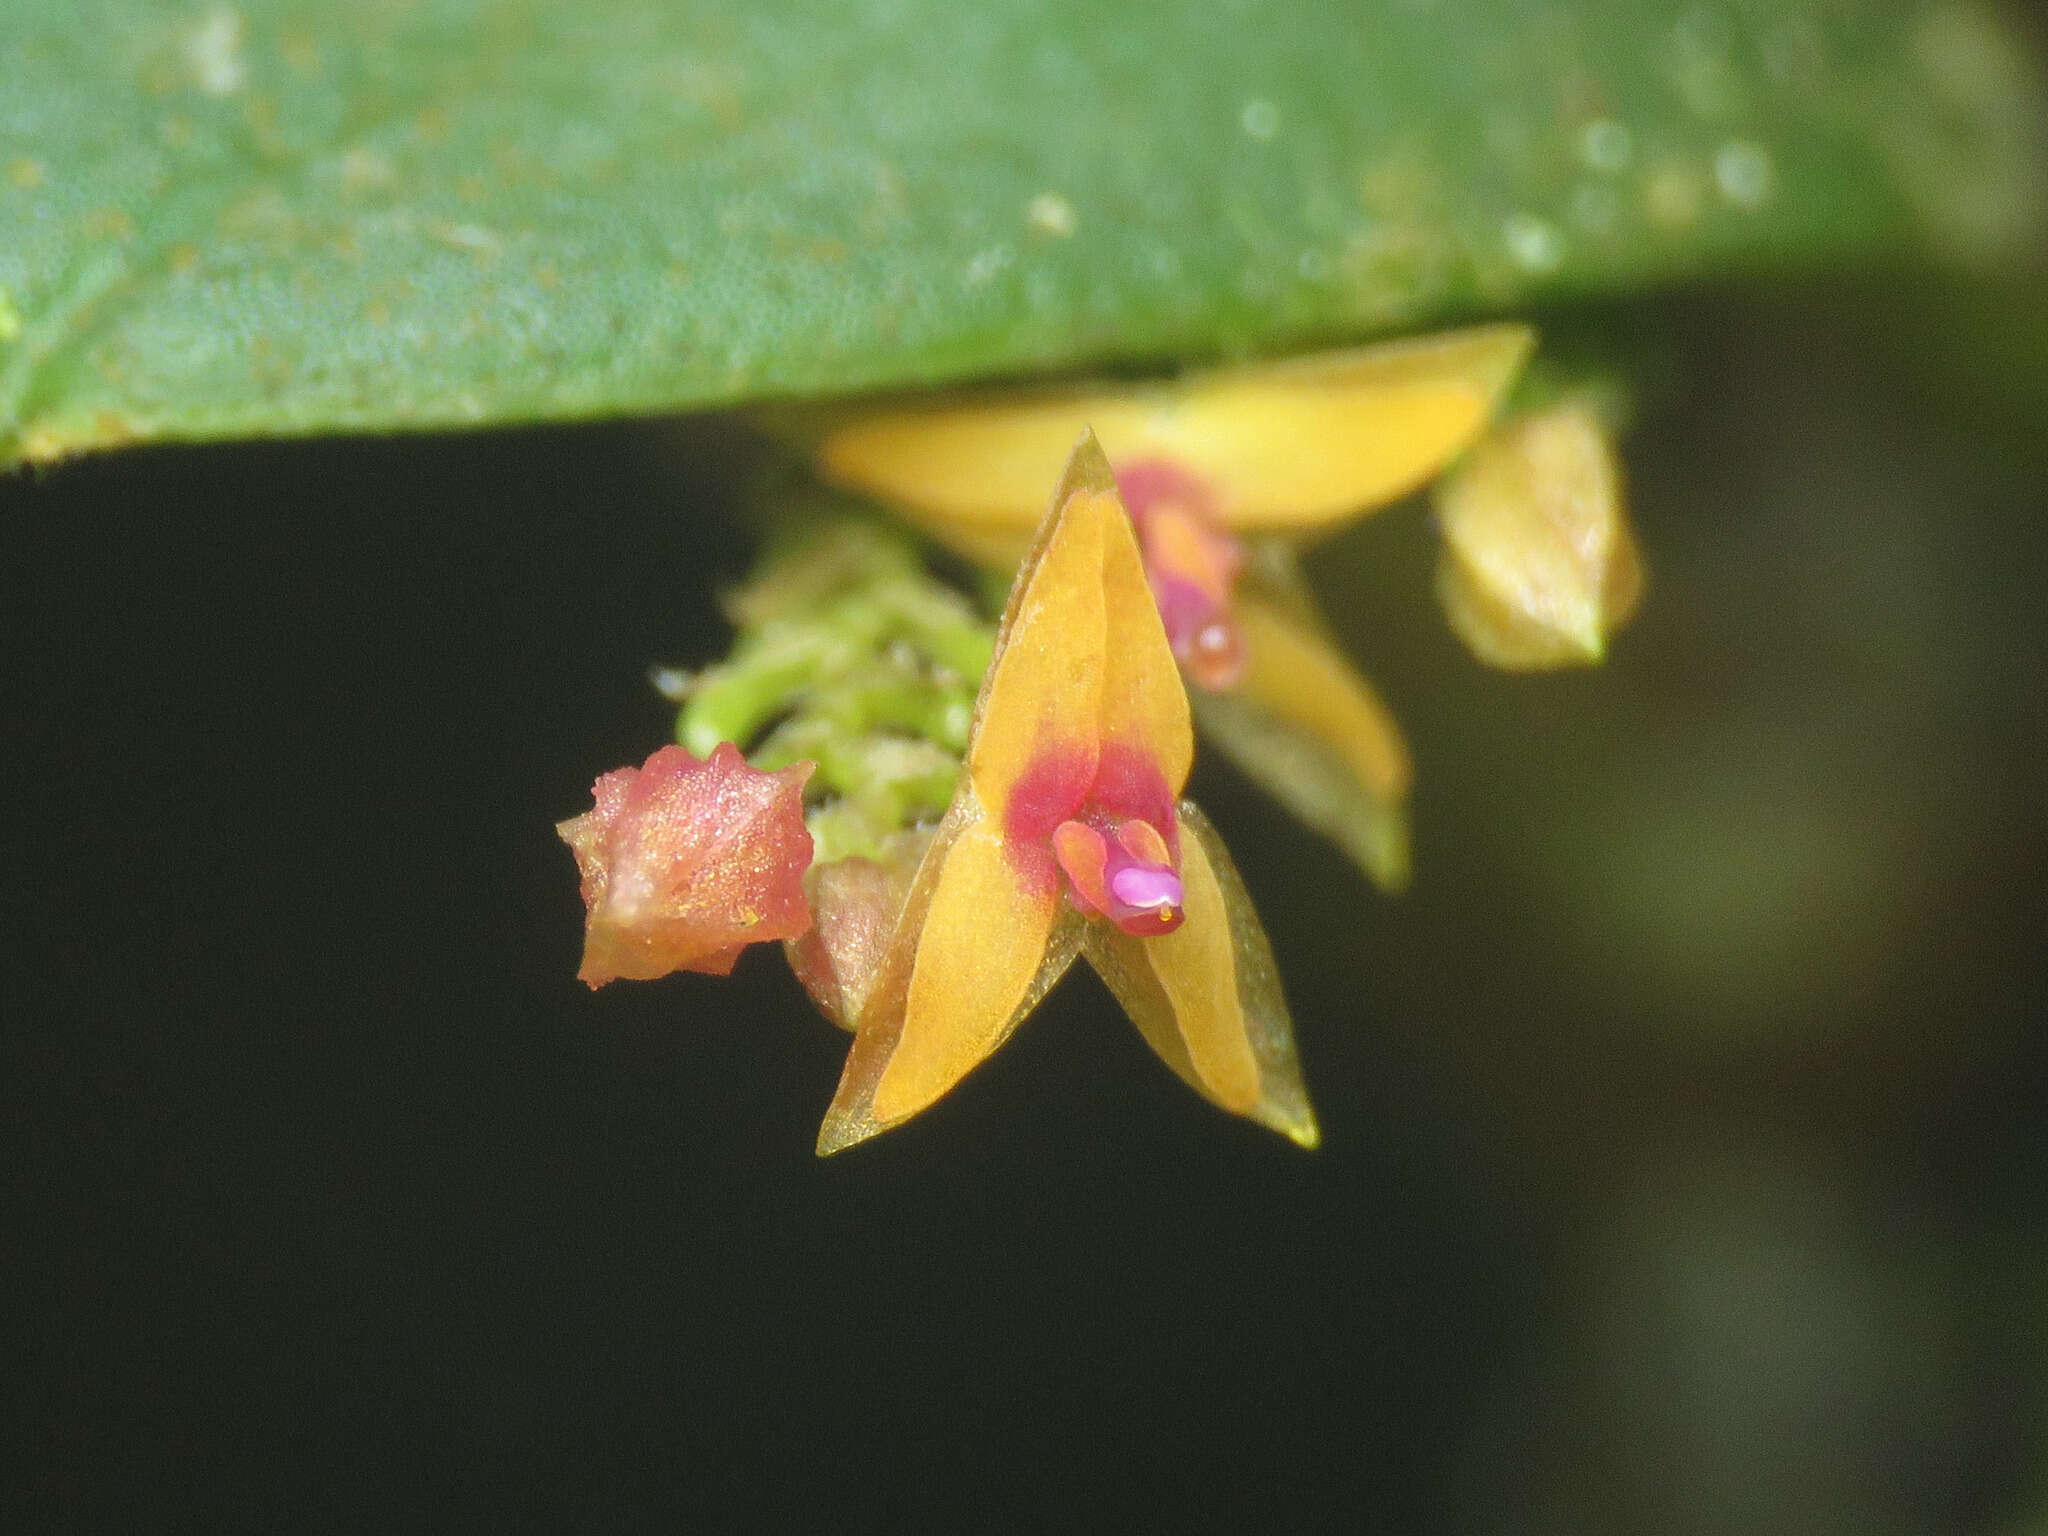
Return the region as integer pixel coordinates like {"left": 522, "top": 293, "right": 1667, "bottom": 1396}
{"left": 1115, "top": 458, "right": 1248, "bottom": 692}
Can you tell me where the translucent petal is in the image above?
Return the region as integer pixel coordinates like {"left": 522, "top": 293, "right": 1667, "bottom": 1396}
{"left": 815, "top": 812, "right": 1076, "bottom": 1154}
{"left": 1193, "top": 575, "right": 1412, "bottom": 891}
{"left": 814, "top": 325, "right": 1534, "bottom": 539}
{"left": 783, "top": 833, "right": 929, "bottom": 1030}
{"left": 1083, "top": 800, "right": 1319, "bottom": 1146}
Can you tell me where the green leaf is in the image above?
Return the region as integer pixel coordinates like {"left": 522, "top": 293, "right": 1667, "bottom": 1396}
{"left": 3, "top": 0, "right": 2042, "bottom": 467}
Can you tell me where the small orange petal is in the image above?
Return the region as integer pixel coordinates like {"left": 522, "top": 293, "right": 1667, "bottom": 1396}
{"left": 1051, "top": 819, "right": 1113, "bottom": 914}
{"left": 1146, "top": 503, "right": 1239, "bottom": 610}
{"left": 1053, "top": 814, "right": 1185, "bottom": 937}
{"left": 1115, "top": 818, "right": 1171, "bottom": 866}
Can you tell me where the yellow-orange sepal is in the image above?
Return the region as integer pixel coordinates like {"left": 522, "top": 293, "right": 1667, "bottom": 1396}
{"left": 962, "top": 437, "right": 1193, "bottom": 824}
{"left": 815, "top": 805, "right": 1087, "bottom": 1153}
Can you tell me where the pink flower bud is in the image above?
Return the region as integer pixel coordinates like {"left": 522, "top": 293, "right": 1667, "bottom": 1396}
{"left": 557, "top": 744, "right": 814, "bottom": 986}
{"left": 1117, "top": 458, "right": 1249, "bottom": 692}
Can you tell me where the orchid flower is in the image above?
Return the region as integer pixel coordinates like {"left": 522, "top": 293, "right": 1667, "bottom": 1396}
{"left": 800, "top": 324, "right": 1536, "bottom": 891}
{"left": 817, "top": 432, "right": 1317, "bottom": 1155}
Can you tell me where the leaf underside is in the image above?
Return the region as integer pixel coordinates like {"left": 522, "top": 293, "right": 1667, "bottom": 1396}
{"left": 2, "top": 0, "right": 2042, "bottom": 467}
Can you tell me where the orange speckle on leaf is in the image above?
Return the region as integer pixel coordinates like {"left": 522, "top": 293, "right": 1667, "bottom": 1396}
{"left": 83, "top": 207, "right": 135, "bottom": 241}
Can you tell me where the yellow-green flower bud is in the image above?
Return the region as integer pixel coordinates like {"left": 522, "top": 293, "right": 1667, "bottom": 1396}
{"left": 1432, "top": 402, "right": 1644, "bottom": 669}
